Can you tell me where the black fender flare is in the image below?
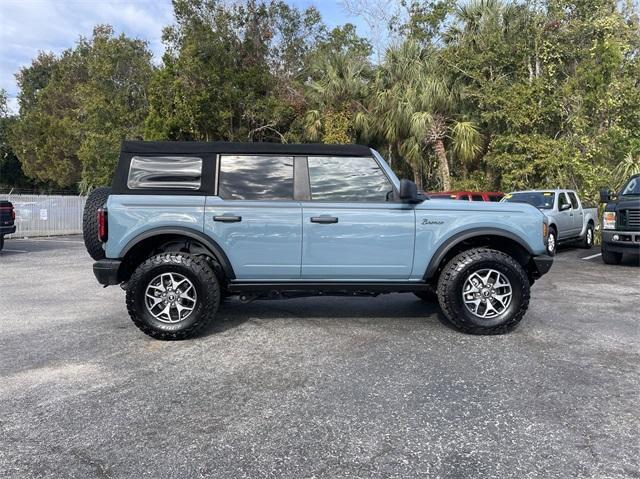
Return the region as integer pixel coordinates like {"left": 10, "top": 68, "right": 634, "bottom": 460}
{"left": 121, "top": 227, "right": 236, "bottom": 279}
{"left": 423, "top": 227, "right": 534, "bottom": 280}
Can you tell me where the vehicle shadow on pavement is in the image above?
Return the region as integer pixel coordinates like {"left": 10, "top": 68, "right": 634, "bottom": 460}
{"left": 204, "top": 295, "right": 445, "bottom": 336}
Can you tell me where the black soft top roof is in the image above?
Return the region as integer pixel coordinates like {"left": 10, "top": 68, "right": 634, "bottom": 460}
{"left": 121, "top": 140, "right": 372, "bottom": 157}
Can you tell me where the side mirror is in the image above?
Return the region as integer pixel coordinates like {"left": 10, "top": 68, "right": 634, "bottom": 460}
{"left": 560, "top": 203, "right": 571, "bottom": 211}
{"left": 599, "top": 189, "right": 614, "bottom": 203}
{"left": 399, "top": 179, "right": 420, "bottom": 203}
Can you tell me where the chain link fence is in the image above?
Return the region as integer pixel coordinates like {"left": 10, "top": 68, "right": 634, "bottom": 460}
{"left": 1, "top": 194, "right": 86, "bottom": 237}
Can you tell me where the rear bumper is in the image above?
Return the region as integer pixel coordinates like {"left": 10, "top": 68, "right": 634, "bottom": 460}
{"left": 93, "top": 259, "right": 122, "bottom": 286}
{"left": 0, "top": 225, "right": 16, "bottom": 235}
{"left": 530, "top": 255, "right": 553, "bottom": 278}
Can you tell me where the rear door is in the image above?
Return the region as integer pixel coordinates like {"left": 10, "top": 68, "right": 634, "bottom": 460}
{"left": 567, "top": 191, "right": 583, "bottom": 234}
{"left": 300, "top": 156, "right": 415, "bottom": 280}
{"left": 204, "top": 155, "right": 302, "bottom": 280}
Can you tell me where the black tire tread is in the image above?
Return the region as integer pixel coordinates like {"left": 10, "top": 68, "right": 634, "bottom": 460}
{"left": 126, "top": 253, "right": 220, "bottom": 340}
{"left": 82, "top": 187, "right": 111, "bottom": 260}
{"left": 601, "top": 248, "right": 622, "bottom": 265}
{"left": 436, "top": 248, "right": 530, "bottom": 335}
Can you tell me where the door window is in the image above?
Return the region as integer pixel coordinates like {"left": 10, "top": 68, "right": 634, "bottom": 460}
{"left": 218, "top": 155, "right": 294, "bottom": 200}
{"left": 472, "top": 195, "right": 484, "bottom": 201}
{"left": 558, "top": 193, "right": 571, "bottom": 210}
{"left": 307, "top": 156, "right": 393, "bottom": 202}
{"left": 567, "top": 192, "right": 579, "bottom": 209}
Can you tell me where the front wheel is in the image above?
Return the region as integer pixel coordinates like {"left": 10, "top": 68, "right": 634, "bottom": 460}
{"left": 601, "top": 248, "right": 622, "bottom": 265}
{"left": 126, "top": 253, "right": 220, "bottom": 340}
{"left": 546, "top": 228, "right": 557, "bottom": 256}
{"left": 437, "top": 248, "right": 530, "bottom": 335}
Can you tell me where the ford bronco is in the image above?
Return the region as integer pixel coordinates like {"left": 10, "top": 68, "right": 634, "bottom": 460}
{"left": 84, "top": 141, "right": 553, "bottom": 339}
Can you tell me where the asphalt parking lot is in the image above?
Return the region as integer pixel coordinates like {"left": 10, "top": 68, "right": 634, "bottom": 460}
{"left": 0, "top": 236, "right": 638, "bottom": 479}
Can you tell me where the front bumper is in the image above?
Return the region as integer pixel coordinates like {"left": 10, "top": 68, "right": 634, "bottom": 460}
{"left": 530, "top": 255, "right": 553, "bottom": 279}
{"left": 93, "top": 259, "right": 122, "bottom": 286}
{"left": 601, "top": 230, "right": 640, "bottom": 254}
{"left": 0, "top": 225, "right": 16, "bottom": 235}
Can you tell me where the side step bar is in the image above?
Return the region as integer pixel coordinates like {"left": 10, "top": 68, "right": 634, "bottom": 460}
{"left": 227, "top": 282, "right": 431, "bottom": 294}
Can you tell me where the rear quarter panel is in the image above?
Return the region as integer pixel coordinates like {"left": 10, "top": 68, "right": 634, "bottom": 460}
{"left": 105, "top": 195, "right": 206, "bottom": 258}
{"left": 411, "top": 200, "right": 546, "bottom": 280}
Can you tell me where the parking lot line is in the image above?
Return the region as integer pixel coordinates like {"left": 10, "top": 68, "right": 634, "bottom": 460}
{"left": 0, "top": 249, "right": 28, "bottom": 253}
{"left": 582, "top": 252, "right": 602, "bottom": 260}
{"left": 10, "top": 238, "right": 84, "bottom": 244}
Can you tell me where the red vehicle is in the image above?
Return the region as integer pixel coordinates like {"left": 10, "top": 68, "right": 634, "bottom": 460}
{"left": 426, "top": 191, "right": 504, "bottom": 202}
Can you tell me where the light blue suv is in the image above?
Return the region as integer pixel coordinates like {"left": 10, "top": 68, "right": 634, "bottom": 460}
{"left": 84, "top": 141, "right": 552, "bottom": 339}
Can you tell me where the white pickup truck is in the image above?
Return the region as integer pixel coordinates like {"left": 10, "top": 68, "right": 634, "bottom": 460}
{"left": 502, "top": 189, "right": 598, "bottom": 255}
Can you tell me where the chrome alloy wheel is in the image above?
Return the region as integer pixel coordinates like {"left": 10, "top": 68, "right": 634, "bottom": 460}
{"left": 586, "top": 228, "right": 593, "bottom": 245}
{"left": 462, "top": 269, "right": 513, "bottom": 319}
{"left": 144, "top": 272, "right": 197, "bottom": 323}
{"left": 547, "top": 233, "right": 556, "bottom": 254}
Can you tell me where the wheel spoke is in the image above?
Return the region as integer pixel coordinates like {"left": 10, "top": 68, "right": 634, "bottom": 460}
{"left": 144, "top": 272, "right": 197, "bottom": 324}
{"left": 461, "top": 268, "right": 513, "bottom": 320}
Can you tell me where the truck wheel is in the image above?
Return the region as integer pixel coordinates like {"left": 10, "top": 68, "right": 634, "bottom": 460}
{"left": 581, "top": 225, "right": 594, "bottom": 249}
{"left": 601, "top": 248, "right": 622, "bottom": 265}
{"left": 82, "top": 187, "right": 111, "bottom": 260}
{"left": 546, "top": 227, "right": 557, "bottom": 256}
{"left": 437, "top": 248, "right": 530, "bottom": 335}
{"left": 126, "top": 253, "right": 220, "bottom": 340}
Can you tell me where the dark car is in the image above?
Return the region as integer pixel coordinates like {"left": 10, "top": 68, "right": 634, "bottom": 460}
{"left": 0, "top": 200, "right": 16, "bottom": 251}
{"left": 427, "top": 191, "right": 504, "bottom": 202}
{"left": 600, "top": 175, "right": 640, "bottom": 264}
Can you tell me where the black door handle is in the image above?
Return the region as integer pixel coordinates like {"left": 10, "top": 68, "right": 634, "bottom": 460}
{"left": 310, "top": 216, "right": 338, "bottom": 224}
{"left": 213, "top": 215, "right": 242, "bottom": 223}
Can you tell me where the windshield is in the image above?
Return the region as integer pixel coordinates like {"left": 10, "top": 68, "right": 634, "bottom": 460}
{"left": 621, "top": 177, "right": 640, "bottom": 196}
{"left": 503, "top": 192, "right": 555, "bottom": 209}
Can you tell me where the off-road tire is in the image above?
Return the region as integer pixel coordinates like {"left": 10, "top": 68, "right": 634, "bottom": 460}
{"left": 436, "top": 248, "right": 530, "bottom": 335}
{"left": 601, "top": 248, "right": 622, "bottom": 265}
{"left": 414, "top": 286, "right": 438, "bottom": 302}
{"left": 581, "top": 224, "right": 594, "bottom": 249}
{"left": 126, "top": 253, "right": 220, "bottom": 340}
{"left": 82, "top": 187, "right": 111, "bottom": 260}
{"left": 547, "top": 227, "right": 557, "bottom": 256}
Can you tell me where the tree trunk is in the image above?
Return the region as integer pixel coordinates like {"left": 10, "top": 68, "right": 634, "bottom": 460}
{"left": 413, "top": 167, "right": 423, "bottom": 191}
{"left": 434, "top": 138, "right": 451, "bottom": 191}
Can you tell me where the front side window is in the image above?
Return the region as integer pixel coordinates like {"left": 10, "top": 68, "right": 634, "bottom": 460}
{"left": 307, "top": 156, "right": 393, "bottom": 202}
{"left": 558, "top": 193, "right": 571, "bottom": 209}
{"left": 128, "top": 156, "right": 202, "bottom": 190}
{"left": 472, "top": 195, "right": 484, "bottom": 201}
{"left": 218, "top": 155, "right": 294, "bottom": 200}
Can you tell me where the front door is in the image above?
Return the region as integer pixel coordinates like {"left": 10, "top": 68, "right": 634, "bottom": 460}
{"left": 204, "top": 154, "right": 301, "bottom": 280}
{"left": 300, "top": 156, "right": 415, "bottom": 280}
{"left": 556, "top": 192, "right": 574, "bottom": 239}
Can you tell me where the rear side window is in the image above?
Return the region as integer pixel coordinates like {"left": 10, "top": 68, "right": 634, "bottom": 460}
{"left": 128, "top": 156, "right": 202, "bottom": 190}
{"left": 567, "top": 192, "right": 579, "bottom": 209}
{"left": 460, "top": 195, "right": 470, "bottom": 201}
{"left": 218, "top": 155, "right": 294, "bottom": 200}
{"left": 307, "top": 156, "right": 393, "bottom": 202}
{"left": 472, "top": 195, "right": 484, "bottom": 201}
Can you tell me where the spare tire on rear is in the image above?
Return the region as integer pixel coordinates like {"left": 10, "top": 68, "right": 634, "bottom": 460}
{"left": 83, "top": 187, "right": 111, "bottom": 260}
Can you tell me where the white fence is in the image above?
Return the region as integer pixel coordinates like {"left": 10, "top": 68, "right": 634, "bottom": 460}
{"left": 3, "top": 194, "right": 86, "bottom": 237}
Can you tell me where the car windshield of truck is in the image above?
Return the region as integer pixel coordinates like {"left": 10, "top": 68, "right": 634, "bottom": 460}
{"left": 503, "top": 192, "right": 555, "bottom": 209}
{"left": 621, "top": 177, "right": 640, "bottom": 196}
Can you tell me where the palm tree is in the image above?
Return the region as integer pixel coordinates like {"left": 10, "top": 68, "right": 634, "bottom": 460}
{"left": 613, "top": 152, "right": 640, "bottom": 188}
{"left": 363, "top": 41, "right": 480, "bottom": 190}
{"left": 303, "top": 52, "right": 371, "bottom": 143}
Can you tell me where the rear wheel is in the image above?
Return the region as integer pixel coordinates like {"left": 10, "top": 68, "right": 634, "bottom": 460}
{"left": 581, "top": 225, "right": 594, "bottom": 249}
{"left": 82, "top": 187, "right": 111, "bottom": 260}
{"left": 126, "top": 253, "right": 220, "bottom": 340}
{"left": 601, "top": 248, "right": 622, "bottom": 265}
{"left": 437, "top": 248, "right": 530, "bottom": 335}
